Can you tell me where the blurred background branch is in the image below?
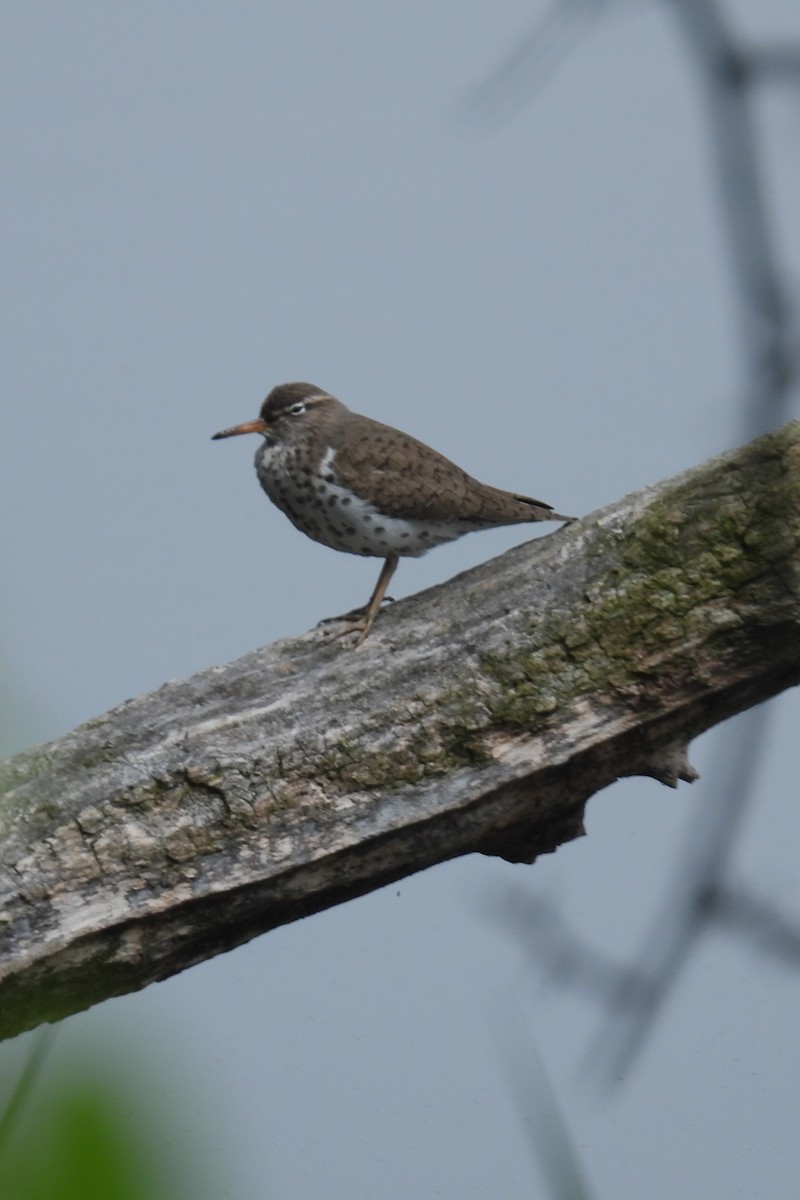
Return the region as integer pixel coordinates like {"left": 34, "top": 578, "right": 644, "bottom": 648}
{"left": 472, "top": 0, "right": 800, "bottom": 1089}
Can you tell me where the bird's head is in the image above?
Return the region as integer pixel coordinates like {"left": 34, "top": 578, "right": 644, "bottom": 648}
{"left": 212, "top": 382, "right": 343, "bottom": 445}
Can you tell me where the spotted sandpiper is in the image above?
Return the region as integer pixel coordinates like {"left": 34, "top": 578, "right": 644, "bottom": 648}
{"left": 213, "top": 382, "right": 573, "bottom": 644}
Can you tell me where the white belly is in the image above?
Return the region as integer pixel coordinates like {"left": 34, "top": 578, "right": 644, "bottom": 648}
{"left": 254, "top": 442, "right": 468, "bottom": 558}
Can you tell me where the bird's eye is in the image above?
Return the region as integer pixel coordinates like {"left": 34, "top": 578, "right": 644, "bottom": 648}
{"left": 289, "top": 402, "right": 306, "bottom": 416}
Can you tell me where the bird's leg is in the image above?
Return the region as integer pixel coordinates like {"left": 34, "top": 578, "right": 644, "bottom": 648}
{"left": 317, "top": 554, "right": 399, "bottom": 646}
{"left": 354, "top": 554, "right": 399, "bottom": 646}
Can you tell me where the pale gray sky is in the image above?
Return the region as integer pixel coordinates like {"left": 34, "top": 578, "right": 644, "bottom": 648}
{"left": 3, "top": 2, "right": 800, "bottom": 1197}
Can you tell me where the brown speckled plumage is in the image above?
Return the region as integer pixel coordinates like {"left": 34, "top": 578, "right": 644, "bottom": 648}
{"left": 213, "top": 382, "right": 573, "bottom": 644}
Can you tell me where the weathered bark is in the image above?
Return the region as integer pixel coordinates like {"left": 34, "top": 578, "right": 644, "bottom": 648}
{"left": 1, "top": 422, "right": 799, "bottom": 1042}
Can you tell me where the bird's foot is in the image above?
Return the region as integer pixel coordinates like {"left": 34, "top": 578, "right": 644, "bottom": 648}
{"left": 316, "top": 596, "right": 394, "bottom": 627}
{"left": 316, "top": 597, "right": 394, "bottom": 647}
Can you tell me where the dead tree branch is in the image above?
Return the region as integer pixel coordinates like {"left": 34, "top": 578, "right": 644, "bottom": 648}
{"left": 1, "top": 421, "right": 799, "bottom": 1042}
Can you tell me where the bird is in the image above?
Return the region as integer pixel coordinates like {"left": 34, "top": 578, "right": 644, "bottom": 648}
{"left": 212, "top": 382, "right": 573, "bottom": 645}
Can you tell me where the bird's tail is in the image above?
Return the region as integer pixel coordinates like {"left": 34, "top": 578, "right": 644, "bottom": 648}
{"left": 514, "top": 495, "right": 575, "bottom": 524}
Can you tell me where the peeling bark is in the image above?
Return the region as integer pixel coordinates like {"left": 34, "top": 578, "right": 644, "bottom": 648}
{"left": 1, "top": 421, "right": 799, "bottom": 1042}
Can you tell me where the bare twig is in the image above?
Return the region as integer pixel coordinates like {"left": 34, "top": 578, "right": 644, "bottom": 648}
{"left": 462, "top": 0, "right": 610, "bottom": 121}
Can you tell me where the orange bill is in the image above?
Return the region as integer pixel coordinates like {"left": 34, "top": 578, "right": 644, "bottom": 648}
{"left": 211, "top": 418, "right": 269, "bottom": 440}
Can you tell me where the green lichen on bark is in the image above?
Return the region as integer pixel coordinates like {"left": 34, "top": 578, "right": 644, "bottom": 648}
{"left": 259, "top": 717, "right": 474, "bottom": 801}
{"left": 480, "top": 424, "right": 800, "bottom": 731}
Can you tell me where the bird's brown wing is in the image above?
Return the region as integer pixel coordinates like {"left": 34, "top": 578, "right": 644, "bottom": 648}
{"left": 331, "top": 417, "right": 559, "bottom": 525}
